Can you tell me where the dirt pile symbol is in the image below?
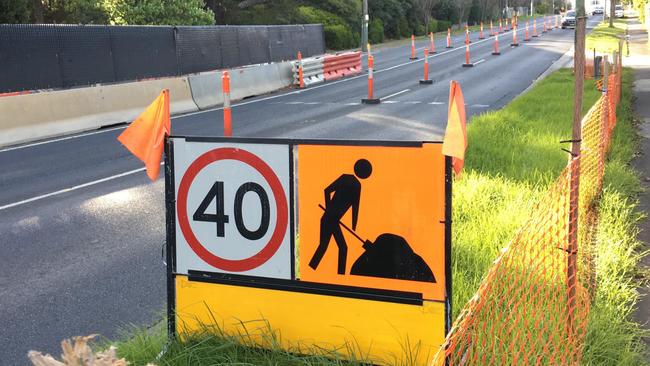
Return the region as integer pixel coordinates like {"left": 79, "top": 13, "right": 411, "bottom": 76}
{"left": 308, "top": 159, "right": 436, "bottom": 283}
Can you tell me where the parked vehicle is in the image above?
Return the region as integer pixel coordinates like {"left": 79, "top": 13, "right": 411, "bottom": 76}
{"left": 562, "top": 10, "right": 576, "bottom": 29}
{"left": 593, "top": 6, "right": 604, "bottom": 15}
{"left": 615, "top": 5, "right": 624, "bottom": 18}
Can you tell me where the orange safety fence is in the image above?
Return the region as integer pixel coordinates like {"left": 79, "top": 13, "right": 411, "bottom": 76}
{"left": 432, "top": 59, "right": 622, "bottom": 366}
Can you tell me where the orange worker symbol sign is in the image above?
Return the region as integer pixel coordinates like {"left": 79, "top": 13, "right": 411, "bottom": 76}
{"left": 297, "top": 143, "right": 447, "bottom": 301}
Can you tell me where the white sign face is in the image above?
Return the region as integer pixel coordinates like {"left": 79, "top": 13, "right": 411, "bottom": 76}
{"left": 173, "top": 138, "right": 291, "bottom": 279}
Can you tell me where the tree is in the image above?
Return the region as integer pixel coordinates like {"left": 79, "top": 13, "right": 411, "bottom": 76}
{"left": 0, "top": 0, "right": 32, "bottom": 23}
{"left": 112, "top": 0, "right": 215, "bottom": 25}
{"left": 415, "top": 0, "right": 436, "bottom": 30}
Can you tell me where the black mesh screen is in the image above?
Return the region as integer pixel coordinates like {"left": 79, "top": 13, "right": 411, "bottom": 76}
{"left": 0, "top": 24, "right": 325, "bottom": 93}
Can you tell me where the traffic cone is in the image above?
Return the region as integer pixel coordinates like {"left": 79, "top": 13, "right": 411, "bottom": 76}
{"left": 420, "top": 48, "right": 433, "bottom": 85}
{"left": 533, "top": 17, "right": 539, "bottom": 37}
{"left": 446, "top": 28, "right": 452, "bottom": 48}
{"left": 490, "top": 20, "right": 494, "bottom": 36}
{"left": 362, "top": 55, "right": 380, "bottom": 104}
{"left": 465, "top": 27, "right": 470, "bottom": 45}
{"left": 429, "top": 32, "right": 436, "bottom": 54}
{"left": 479, "top": 22, "right": 485, "bottom": 39}
{"left": 555, "top": 15, "right": 559, "bottom": 29}
{"left": 506, "top": 18, "right": 510, "bottom": 31}
{"left": 410, "top": 34, "right": 418, "bottom": 60}
{"left": 463, "top": 43, "right": 474, "bottom": 67}
{"left": 222, "top": 71, "right": 232, "bottom": 136}
{"left": 492, "top": 33, "right": 501, "bottom": 55}
{"left": 543, "top": 17, "right": 548, "bottom": 33}
{"left": 511, "top": 24, "right": 519, "bottom": 47}
{"left": 547, "top": 16, "right": 553, "bottom": 31}
{"left": 297, "top": 51, "right": 304, "bottom": 89}
{"left": 525, "top": 21, "right": 531, "bottom": 41}
{"left": 499, "top": 18, "right": 503, "bottom": 33}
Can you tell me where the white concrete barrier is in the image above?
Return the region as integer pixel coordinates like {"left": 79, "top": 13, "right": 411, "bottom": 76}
{"left": 188, "top": 61, "right": 294, "bottom": 110}
{"left": 0, "top": 59, "right": 295, "bottom": 147}
{"left": 0, "top": 77, "right": 198, "bottom": 147}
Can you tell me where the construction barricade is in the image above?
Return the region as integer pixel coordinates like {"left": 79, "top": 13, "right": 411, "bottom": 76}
{"left": 323, "top": 52, "right": 362, "bottom": 81}
{"left": 431, "top": 57, "right": 624, "bottom": 366}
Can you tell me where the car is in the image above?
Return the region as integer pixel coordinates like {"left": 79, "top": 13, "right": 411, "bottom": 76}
{"left": 615, "top": 5, "right": 624, "bottom": 17}
{"left": 562, "top": 10, "right": 576, "bottom": 29}
{"left": 593, "top": 6, "right": 604, "bottom": 15}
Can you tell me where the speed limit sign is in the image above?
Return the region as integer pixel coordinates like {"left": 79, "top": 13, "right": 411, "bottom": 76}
{"left": 172, "top": 138, "right": 292, "bottom": 279}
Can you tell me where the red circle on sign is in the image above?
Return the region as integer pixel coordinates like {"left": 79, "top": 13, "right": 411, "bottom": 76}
{"left": 176, "top": 148, "right": 288, "bottom": 272}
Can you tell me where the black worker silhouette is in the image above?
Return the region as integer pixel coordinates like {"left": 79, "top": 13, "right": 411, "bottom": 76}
{"left": 309, "top": 159, "right": 373, "bottom": 274}
{"left": 308, "top": 158, "right": 436, "bottom": 283}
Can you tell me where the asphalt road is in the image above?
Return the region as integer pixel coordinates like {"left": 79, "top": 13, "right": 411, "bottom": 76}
{"left": 0, "top": 16, "right": 601, "bottom": 365}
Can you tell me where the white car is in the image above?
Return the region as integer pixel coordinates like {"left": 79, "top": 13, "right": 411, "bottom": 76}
{"left": 593, "top": 6, "right": 604, "bottom": 15}
{"left": 615, "top": 5, "right": 624, "bottom": 18}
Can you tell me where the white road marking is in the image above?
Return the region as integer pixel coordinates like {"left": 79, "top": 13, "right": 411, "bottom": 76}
{"left": 381, "top": 89, "right": 410, "bottom": 101}
{"left": 405, "top": 101, "right": 422, "bottom": 104}
{"left": 0, "top": 167, "right": 150, "bottom": 211}
{"left": 474, "top": 59, "right": 486, "bottom": 66}
{"left": 471, "top": 104, "right": 490, "bottom": 108}
{"left": 429, "top": 101, "right": 445, "bottom": 105}
{"left": 383, "top": 100, "right": 400, "bottom": 104}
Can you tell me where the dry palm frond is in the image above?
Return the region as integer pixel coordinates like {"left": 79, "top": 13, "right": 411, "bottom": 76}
{"left": 27, "top": 335, "right": 156, "bottom": 366}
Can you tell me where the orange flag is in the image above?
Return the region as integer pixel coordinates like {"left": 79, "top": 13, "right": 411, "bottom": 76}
{"left": 442, "top": 81, "right": 468, "bottom": 176}
{"left": 117, "top": 89, "right": 170, "bottom": 181}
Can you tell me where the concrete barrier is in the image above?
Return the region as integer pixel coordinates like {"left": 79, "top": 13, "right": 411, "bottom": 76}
{"left": 0, "top": 59, "right": 294, "bottom": 147}
{"left": 188, "top": 61, "right": 293, "bottom": 110}
{"left": 0, "top": 77, "right": 197, "bottom": 147}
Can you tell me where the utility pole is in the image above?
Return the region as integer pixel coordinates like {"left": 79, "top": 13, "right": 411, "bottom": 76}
{"left": 531, "top": 0, "right": 534, "bottom": 16}
{"left": 362, "top": 0, "right": 369, "bottom": 52}
{"left": 609, "top": 0, "right": 615, "bottom": 27}
{"left": 567, "top": 0, "right": 585, "bottom": 338}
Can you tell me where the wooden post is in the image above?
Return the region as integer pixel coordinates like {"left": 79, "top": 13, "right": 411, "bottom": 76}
{"left": 567, "top": 3, "right": 587, "bottom": 337}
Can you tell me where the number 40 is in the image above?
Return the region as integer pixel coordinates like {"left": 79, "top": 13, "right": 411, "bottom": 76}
{"left": 193, "top": 181, "right": 271, "bottom": 240}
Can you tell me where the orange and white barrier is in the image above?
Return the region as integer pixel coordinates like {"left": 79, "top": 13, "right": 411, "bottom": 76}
{"left": 525, "top": 21, "right": 531, "bottom": 41}
{"left": 511, "top": 25, "right": 519, "bottom": 47}
{"left": 429, "top": 32, "right": 436, "bottom": 54}
{"left": 490, "top": 20, "right": 494, "bottom": 36}
{"left": 222, "top": 71, "right": 232, "bottom": 137}
{"left": 420, "top": 48, "right": 433, "bottom": 85}
{"left": 533, "top": 17, "right": 539, "bottom": 37}
{"left": 463, "top": 43, "right": 474, "bottom": 67}
{"left": 492, "top": 33, "right": 501, "bottom": 55}
{"left": 446, "top": 28, "right": 452, "bottom": 48}
{"left": 410, "top": 35, "right": 418, "bottom": 60}
{"left": 297, "top": 51, "right": 305, "bottom": 89}
{"left": 324, "top": 52, "right": 362, "bottom": 81}
{"left": 499, "top": 19, "right": 503, "bottom": 33}
{"left": 362, "top": 55, "right": 380, "bottom": 104}
{"left": 480, "top": 22, "right": 485, "bottom": 39}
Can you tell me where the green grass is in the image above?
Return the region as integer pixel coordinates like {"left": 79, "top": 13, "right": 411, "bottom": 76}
{"left": 586, "top": 20, "right": 626, "bottom": 54}
{"left": 108, "top": 68, "right": 646, "bottom": 364}
{"left": 581, "top": 69, "right": 649, "bottom": 365}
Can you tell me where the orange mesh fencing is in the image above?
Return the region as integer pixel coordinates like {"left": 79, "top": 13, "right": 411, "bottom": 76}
{"left": 432, "top": 62, "right": 622, "bottom": 366}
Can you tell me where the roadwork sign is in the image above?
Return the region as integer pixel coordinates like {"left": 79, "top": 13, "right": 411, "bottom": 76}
{"left": 298, "top": 144, "right": 446, "bottom": 301}
{"left": 173, "top": 139, "right": 292, "bottom": 279}
{"left": 166, "top": 137, "right": 451, "bottom": 366}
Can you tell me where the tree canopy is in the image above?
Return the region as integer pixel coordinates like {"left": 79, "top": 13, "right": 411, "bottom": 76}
{"left": 2, "top": 0, "right": 563, "bottom": 49}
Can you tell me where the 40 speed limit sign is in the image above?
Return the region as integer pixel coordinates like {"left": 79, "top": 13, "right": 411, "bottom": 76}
{"left": 172, "top": 138, "right": 292, "bottom": 279}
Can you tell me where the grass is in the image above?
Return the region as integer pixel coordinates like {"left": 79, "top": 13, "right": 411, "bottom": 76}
{"left": 586, "top": 19, "right": 627, "bottom": 54}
